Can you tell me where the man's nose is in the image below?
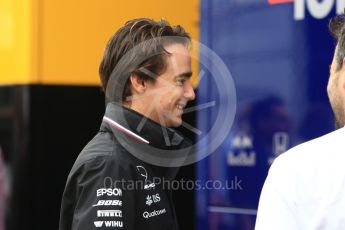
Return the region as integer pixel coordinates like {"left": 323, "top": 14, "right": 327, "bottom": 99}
{"left": 184, "top": 82, "right": 195, "bottom": 101}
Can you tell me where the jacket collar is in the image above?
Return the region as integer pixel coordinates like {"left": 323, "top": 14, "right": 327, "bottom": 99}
{"left": 100, "top": 103, "right": 192, "bottom": 178}
{"left": 100, "top": 103, "right": 192, "bottom": 179}
{"left": 101, "top": 102, "right": 187, "bottom": 150}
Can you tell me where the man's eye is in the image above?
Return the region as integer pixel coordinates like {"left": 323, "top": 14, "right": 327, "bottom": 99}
{"left": 177, "top": 78, "right": 186, "bottom": 86}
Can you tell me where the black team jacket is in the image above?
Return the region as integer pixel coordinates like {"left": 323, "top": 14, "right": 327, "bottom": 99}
{"left": 59, "top": 102, "right": 192, "bottom": 230}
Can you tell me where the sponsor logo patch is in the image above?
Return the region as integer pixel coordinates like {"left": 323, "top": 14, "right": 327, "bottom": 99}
{"left": 97, "top": 188, "right": 122, "bottom": 197}
{"left": 97, "top": 210, "right": 122, "bottom": 218}
{"left": 142, "top": 208, "right": 166, "bottom": 219}
{"left": 93, "top": 200, "right": 122, "bottom": 207}
{"left": 137, "top": 166, "right": 156, "bottom": 190}
{"left": 145, "top": 194, "right": 161, "bottom": 206}
{"left": 94, "top": 221, "right": 123, "bottom": 228}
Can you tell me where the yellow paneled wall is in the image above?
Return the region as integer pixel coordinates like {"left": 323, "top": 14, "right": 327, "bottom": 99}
{"left": 0, "top": 0, "right": 33, "bottom": 84}
{"left": 0, "top": 0, "right": 199, "bottom": 85}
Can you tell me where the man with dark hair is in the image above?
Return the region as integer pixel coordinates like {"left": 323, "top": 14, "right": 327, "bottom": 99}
{"left": 59, "top": 18, "right": 195, "bottom": 230}
{"left": 255, "top": 12, "right": 345, "bottom": 230}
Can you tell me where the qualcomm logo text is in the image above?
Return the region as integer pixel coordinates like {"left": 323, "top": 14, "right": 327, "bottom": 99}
{"left": 142, "top": 209, "right": 166, "bottom": 219}
{"left": 295, "top": 0, "right": 344, "bottom": 20}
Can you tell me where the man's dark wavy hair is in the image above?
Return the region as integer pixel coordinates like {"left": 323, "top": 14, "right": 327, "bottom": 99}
{"left": 329, "top": 10, "right": 345, "bottom": 71}
{"left": 99, "top": 18, "right": 191, "bottom": 102}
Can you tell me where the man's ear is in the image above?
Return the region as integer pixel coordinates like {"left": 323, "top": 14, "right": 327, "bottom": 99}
{"left": 341, "top": 57, "right": 345, "bottom": 69}
{"left": 130, "top": 74, "right": 146, "bottom": 94}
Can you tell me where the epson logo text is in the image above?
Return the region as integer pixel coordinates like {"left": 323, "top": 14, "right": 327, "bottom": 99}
{"left": 96, "top": 188, "right": 122, "bottom": 197}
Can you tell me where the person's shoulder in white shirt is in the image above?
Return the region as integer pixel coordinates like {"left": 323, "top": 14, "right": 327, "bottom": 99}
{"left": 255, "top": 127, "right": 345, "bottom": 230}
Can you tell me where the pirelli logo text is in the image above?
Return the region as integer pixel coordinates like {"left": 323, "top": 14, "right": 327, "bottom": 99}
{"left": 97, "top": 210, "right": 122, "bottom": 218}
{"left": 93, "top": 200, "right": 122, "bottom": 207}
